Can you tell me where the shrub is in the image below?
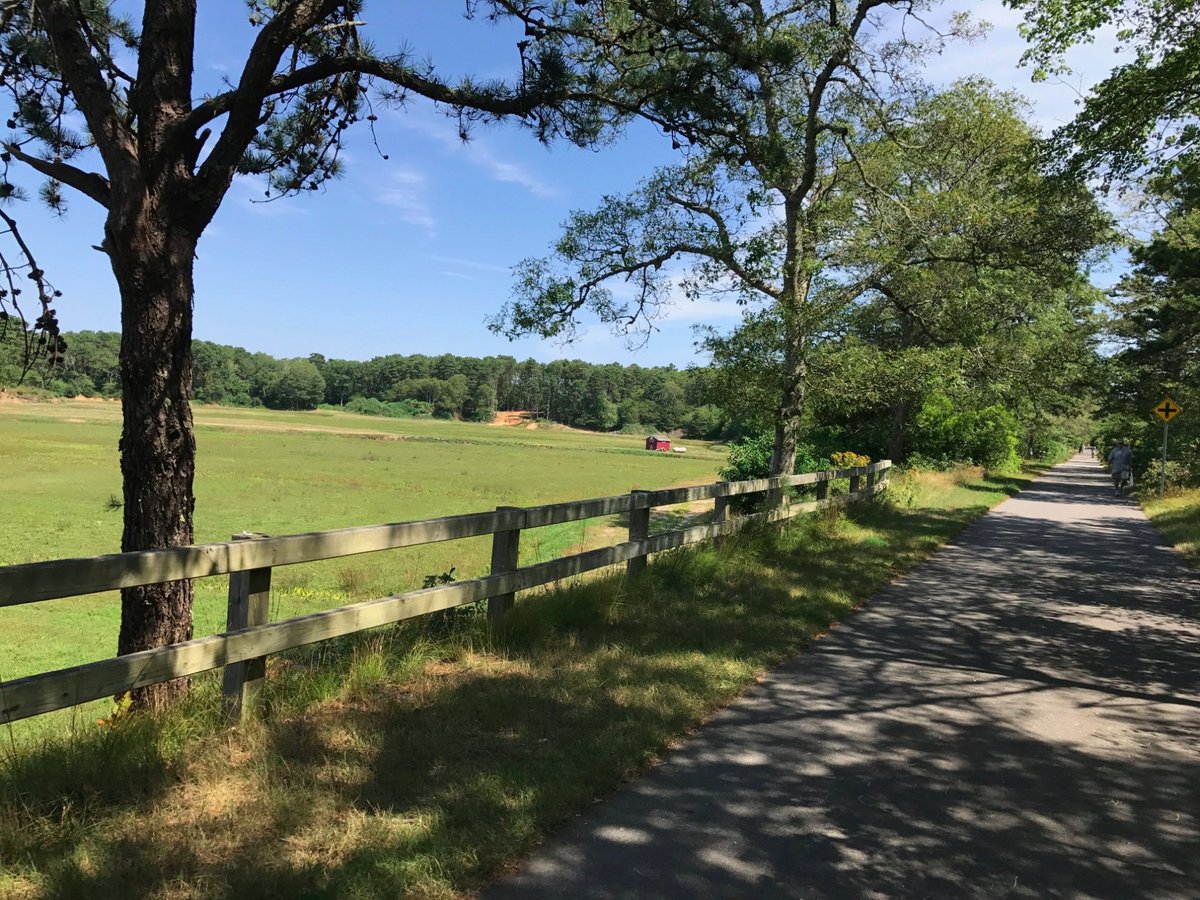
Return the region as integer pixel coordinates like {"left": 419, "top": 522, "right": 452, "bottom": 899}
{"left": 830, "top": 451, "right": 871, "bottom": 469}
{"left": 345, "top": 395, "right": 390, "bottom": 417}
{"left": 618, "top": 422, "right": 652, "bottom": 435}
{"left": 913, "top": 395, "right": 1020, "bottom": 470}
{"left": 388, "top": 398, "right": 433, "bottom": 418}
{"left": 719, "top": 432, "right": 775, "bottom": 482}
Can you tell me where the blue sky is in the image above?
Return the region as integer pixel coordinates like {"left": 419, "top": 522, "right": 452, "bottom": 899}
{"left": 8, "top": 1, "right": 1124, "bottom": 368}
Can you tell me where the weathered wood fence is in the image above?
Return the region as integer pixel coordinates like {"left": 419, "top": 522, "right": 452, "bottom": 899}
{"left": 0, "top": 461, "right": 891, "bottom": 725}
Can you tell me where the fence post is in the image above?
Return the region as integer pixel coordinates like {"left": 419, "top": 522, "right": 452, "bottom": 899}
{"left": 849, "top": 469, "right": 862, "bottom": 495}
{"left": 866, "top": 468, "right": 877, "bottom": 494}
{"left": 765, "top": 476, "right": 785, "bottom": 511}
{"left": 817, "top": 473, "right": 829, "bottom": 504}
{"left": 713, "top": 487, "right": 729, "bottom": 549}
{"left": 222, "top": 532, "right": 272, "bottom": 725}
{"left": 488, "top": 506, "right": 522, "bottom": 622}
{"left": 627, "top": 489, "right": 651, "bottom": 578}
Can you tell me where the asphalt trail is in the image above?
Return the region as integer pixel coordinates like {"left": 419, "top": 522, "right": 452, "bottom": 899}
{"left": 487, "top": 455, "right": 1200, "bottom": 899}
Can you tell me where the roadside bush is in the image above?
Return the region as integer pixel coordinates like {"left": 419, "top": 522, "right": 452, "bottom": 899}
{"left": 830, "top": 451, "right": 870, "bottom": 469}
{"left": 1032, "top": 438, "right": 1071, "bottom": 462}
{"left": 913, "top": 395, "right": 1020, "bottom": 470}
{"left": 719, "top": 432, "right": 774, "bottom": 482}
{"left": 720, "top": 432, "right": 835, "bottom": 483}
{"left": 904, "top": 452, "right": 960, "bottom": 472}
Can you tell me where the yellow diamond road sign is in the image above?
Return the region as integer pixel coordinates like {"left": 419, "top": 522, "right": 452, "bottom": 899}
{"left": 1154, "top": 398, "right": 1183, "bottom": 423}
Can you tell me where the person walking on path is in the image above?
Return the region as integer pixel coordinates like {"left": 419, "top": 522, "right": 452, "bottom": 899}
{"left": 1108, "top": 438, "right": 1134, "bottom": 495}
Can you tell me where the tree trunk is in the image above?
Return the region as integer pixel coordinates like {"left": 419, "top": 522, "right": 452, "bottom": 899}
{"left": 887, "top": 399, "right": 907, "bottom": 463}
{"left": 770, "top": 338, "right": 808, "bottom": 477}
{"left": 110, "top": 212, "right": 199, "bottom": 711}
{"left": 772, "top": 207, "right": 812, "bottom": 479}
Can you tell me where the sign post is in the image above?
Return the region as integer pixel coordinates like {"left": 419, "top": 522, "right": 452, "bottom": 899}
{"left": 1153, "top": 398, "right": 1183, "bottom": 496}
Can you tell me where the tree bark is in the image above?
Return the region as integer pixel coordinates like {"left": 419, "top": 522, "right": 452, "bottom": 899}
{"left": 887, "top": 399, "right": 907, "bottom": 463}
{"left": 771, "top": 214, "right": 810, "bottom": 479}
{"left": 110, "top": 205, "right": 199, "bottom": 711}
{"left": 771, "top": 344, "right": 808, "bottom": 478}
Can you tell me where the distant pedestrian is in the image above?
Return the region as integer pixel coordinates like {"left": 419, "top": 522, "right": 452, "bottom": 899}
{"left": 1108, "top": 439, "right": 1134, "bottom": 496}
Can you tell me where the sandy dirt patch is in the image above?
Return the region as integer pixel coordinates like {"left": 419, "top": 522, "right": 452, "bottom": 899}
{"left": 490, "top": 410, "right": 534, "bottom": 427}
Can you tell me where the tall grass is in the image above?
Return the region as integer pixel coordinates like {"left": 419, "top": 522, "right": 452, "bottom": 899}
{"left": 0, "top": 464, "right": 1036, "bottom": 899}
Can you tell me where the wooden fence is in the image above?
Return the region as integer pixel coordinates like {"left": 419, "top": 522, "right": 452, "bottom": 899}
{"left": 0, "top": 461, "right": 891, "bottom": 725}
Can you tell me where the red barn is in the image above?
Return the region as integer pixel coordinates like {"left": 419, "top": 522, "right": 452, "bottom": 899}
{"left": 645, "top": 434, "right": 672, "bottom": 452}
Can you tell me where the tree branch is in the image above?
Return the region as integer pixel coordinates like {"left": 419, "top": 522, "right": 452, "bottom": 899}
{"left": 196, "top": 0, "right": 344, "bottom": 204}
{"left": 4, "top": 142, "right": 111, "bottom": 208}
{"left": 184, "top": 53, "right": 565, "bottom": 138}
{"left": 795, "top": 0, "right": 889, "bottom": 199}
{"left": 36, "top": 0, "right": 139, "bottom": 188}
{"left": 663, "top": 191, "right": 782, "bottom": 299}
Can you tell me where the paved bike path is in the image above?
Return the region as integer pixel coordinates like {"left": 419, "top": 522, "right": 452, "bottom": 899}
{"left": 487, "top": 456, "right": 1200, "bottom": 898}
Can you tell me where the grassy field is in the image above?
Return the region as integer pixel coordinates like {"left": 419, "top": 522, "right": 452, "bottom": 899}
{"left": 0, "top": 398, "right": 725, "bottom": 686}
{"left": 0, "top": 461, "right": 1046, "bottom": 900}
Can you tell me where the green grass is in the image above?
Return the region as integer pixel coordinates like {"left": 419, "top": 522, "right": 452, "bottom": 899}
{"left": 0, "top": 400, "right": 722, "bottom": 688}
{"left": 1142, "top": 486, "right": 1200, "bottom": 565}
{"left": 0, "top": 463, "right": 1039, "bottom": 900}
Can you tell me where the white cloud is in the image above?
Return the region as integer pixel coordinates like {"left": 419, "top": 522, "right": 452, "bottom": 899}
{"left": 377, "top": 168, "right": 436, "bottom": 236}
{"left": 396, "top": 110, "right": 560, "bottom": 198}
{"left": 911, "top": 0, "right": 1129, "bottom": 133}
{"left": 659, "top": 294, "right": 747, "bottom": 323}
{"left": 424, "top": 253, "right": 511, "bottom": 273}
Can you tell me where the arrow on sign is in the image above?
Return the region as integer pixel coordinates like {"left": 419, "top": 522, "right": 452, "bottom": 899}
{"left": 1154, "top": 398, "right": 1183, "bottom": 423}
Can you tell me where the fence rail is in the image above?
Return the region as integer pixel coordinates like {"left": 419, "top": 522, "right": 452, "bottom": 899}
{"left": 0, "top": 461, "right": 891, "bottom": 725}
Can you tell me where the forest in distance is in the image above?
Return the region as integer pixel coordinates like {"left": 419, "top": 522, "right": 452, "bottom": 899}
{"left": 0, "top": 316, "right": 1095, "bottom": 475}
{"left": 0, "top": 329, "right": 729, "bottom": 436}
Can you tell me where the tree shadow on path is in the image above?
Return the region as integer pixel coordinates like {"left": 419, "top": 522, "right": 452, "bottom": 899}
{"left": 488, "top": 458, "right": 1200, "bottom": 899}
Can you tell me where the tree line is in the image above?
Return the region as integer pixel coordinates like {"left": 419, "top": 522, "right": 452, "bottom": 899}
{"left": 0, "top": 329, "right": 733, "bottom": 437}
{"left": 1, "top": 314, "right": 1096, "bottom": 468}
{"left": 1003, "top": 0, "right": 1200, "bottom": 486}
